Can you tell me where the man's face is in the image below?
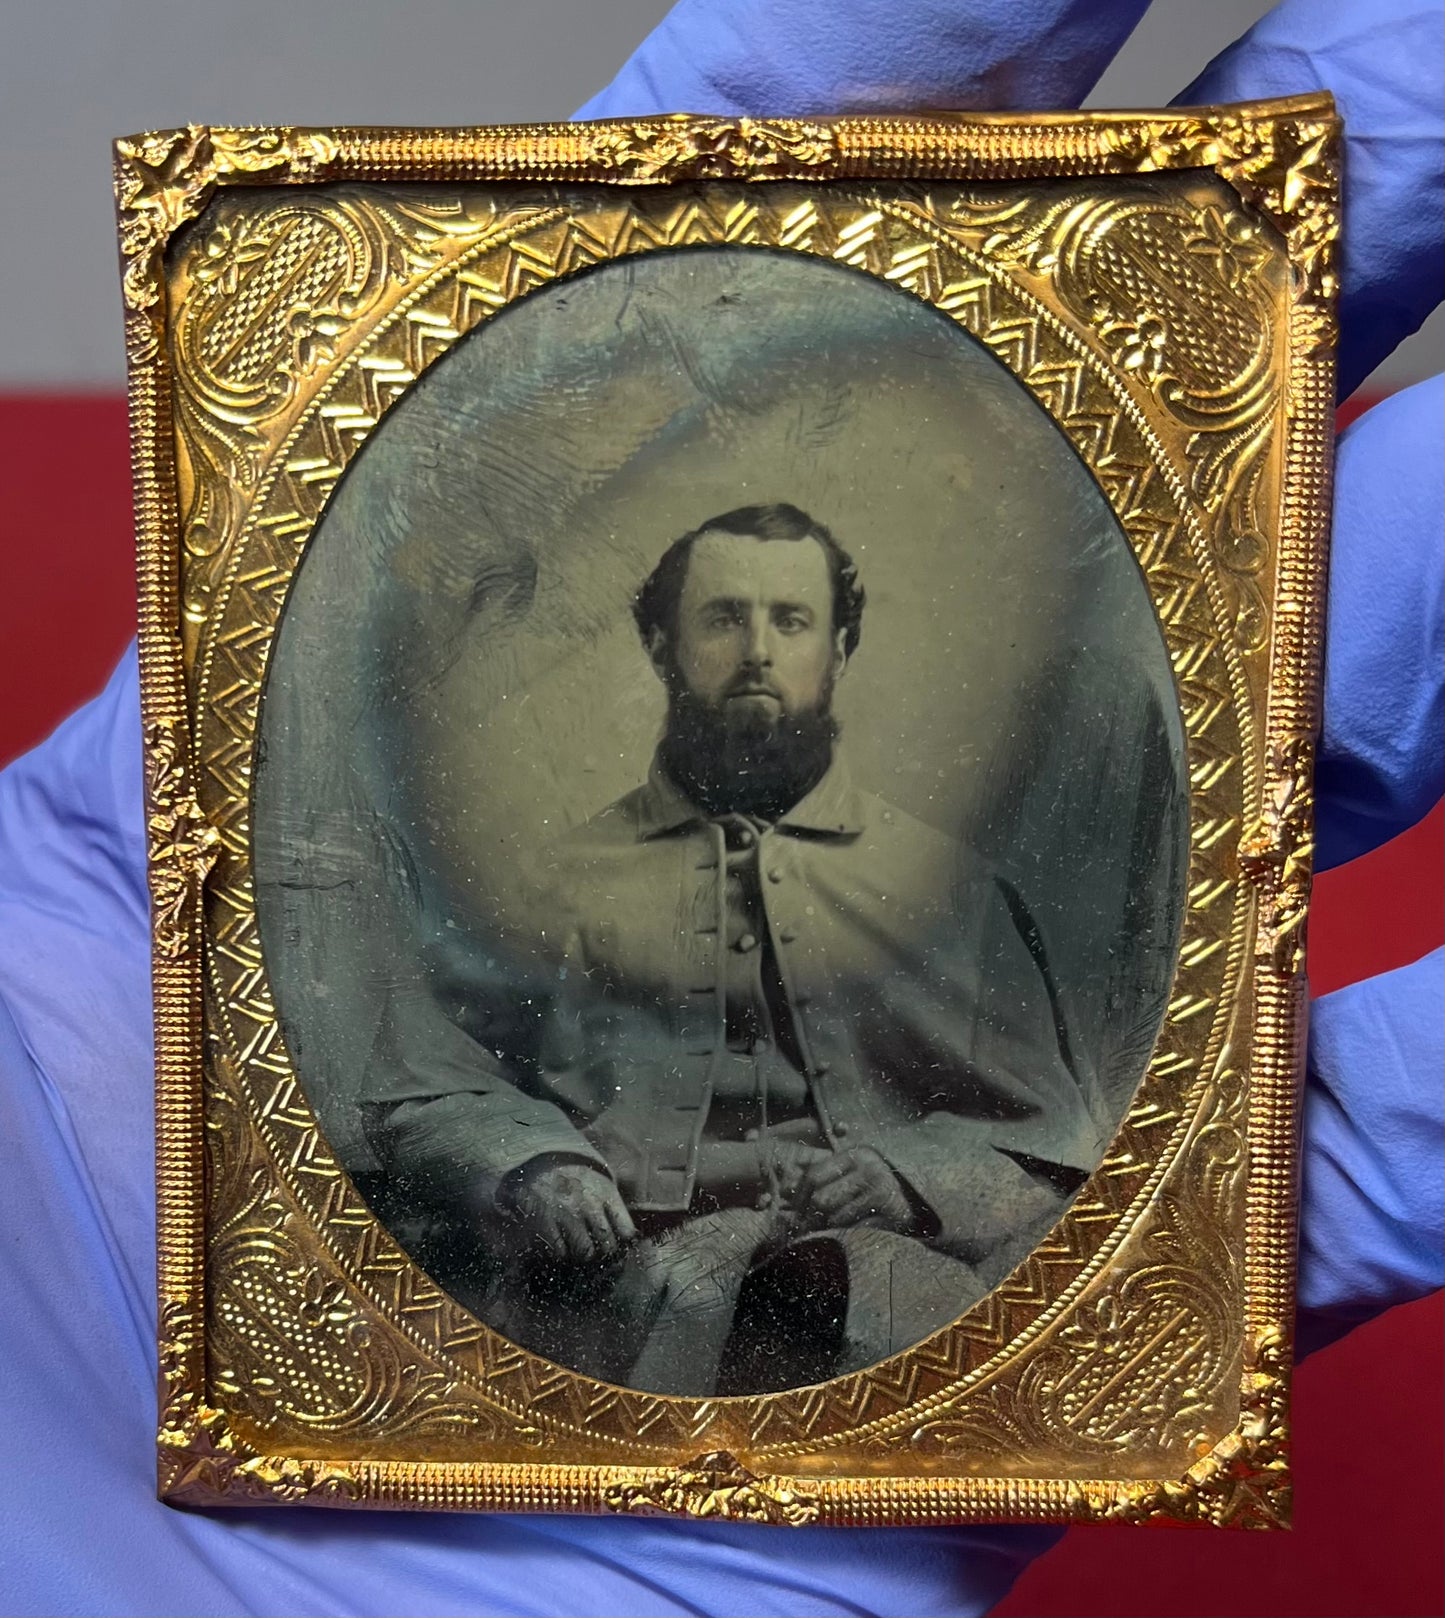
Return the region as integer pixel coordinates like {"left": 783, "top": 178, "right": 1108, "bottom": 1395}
{"left": 658, "top": 532, "right": 845, "bottom": 725}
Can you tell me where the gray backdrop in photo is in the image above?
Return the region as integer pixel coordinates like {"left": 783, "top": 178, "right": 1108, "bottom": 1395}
{"left": 255, "top": 240, "right": 1187, "bottom": 1171}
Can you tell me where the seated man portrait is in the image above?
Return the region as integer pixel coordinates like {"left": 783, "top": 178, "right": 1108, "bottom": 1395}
{"left": 364, "top": 503, "right": 1103, "bottom": 1396}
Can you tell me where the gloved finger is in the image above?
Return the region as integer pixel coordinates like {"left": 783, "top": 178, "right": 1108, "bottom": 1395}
{"left": 576, "top": 0, "right": 1153, "bottom": 123}
{"left": 0, "top": 645, "right": 152, "bottom": 1303}
{"left": 1175, "top": 0, "right": 1444, "bottom": 398}
{"left": 1298, "top": 948, "right": 1445, "bottom": 1352}
{"left": 1315, "top": 376, "right": 1443, "bottom": 871}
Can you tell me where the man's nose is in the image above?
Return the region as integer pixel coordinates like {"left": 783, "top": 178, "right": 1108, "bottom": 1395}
{"left": 743, "top": 612, "right": 773, "bottom": 666}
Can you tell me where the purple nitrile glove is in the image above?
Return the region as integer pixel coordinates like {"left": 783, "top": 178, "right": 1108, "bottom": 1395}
{"left": 1, "top": 2, "right": 1441, "bottom": 1614}
{"left": 1191, "top": 2, "right": 1445, "bottom": 1357}
{"left": 1296, "top": 377, "right": 1444, "bottom": 1350}
{"left": 1179, "top": 0, "right": 1445, "bottom": 400}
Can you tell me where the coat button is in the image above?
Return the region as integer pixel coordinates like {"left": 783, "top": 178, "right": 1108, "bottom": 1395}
{"left": 744, "top": 1126, "right": 761, "bottom": 1142}
{"left": 778, "top": 927, "right": 797, "bottom": 944}
{"left": 813, "top": 1062, "right": 831, "bottom": 1078}
{"left": 736, "top": 932, "right": 758, "bottom": 952}
{"left": 833, "top": 1121, "right": 851, "bottom": 1138}
{"left": 756, "top": 1191, "right": 774, "bottom": 1209}
{"left": 767, "top": 868, "right": 784, "bottom": 884}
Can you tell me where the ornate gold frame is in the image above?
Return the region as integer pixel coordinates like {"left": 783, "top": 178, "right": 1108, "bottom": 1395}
{"left": 117, "top": 99, "right": 1337, "bottom": 1525}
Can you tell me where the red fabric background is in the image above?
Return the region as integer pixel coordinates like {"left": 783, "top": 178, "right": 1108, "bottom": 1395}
{"left": 1, "top": 394, "right": 1440, "bottom": 1616}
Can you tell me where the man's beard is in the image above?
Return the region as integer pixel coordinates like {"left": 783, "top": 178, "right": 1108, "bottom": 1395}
{"left": 659, "top": 676, "right": 839, "bottom": 821}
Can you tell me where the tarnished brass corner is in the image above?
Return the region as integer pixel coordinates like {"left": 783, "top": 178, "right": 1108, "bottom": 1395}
{"left": 1104, "top": 97, "right": 1339, "bottom": 350}
{"left": 158, "top": 1408, "right": 362, "bottom": 1508}
{"left": 114, "top": 126, "right": 339, "bottom": 360}
{"left": 1070, "top": 1325, "right": 1291, "bottom": 1528}
{"left": 159, "top": 1301, "right": 360, "bottom": 1506}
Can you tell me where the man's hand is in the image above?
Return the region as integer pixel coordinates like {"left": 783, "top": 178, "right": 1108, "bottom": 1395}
{"left": 500, "top": 1156, "right": 637, "bottom": 1263}
{"left": 793, "top": 1146, "right": 921, "bottom": 1234}
{"left": 767, "top": 1136, "right": 831, "bottom": 1204}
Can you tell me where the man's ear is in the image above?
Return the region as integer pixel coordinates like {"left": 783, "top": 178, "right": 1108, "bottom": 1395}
{"left": 831, "top": 628, "right": 849, "bottom": 681}
{"left": 645, "top": 627, "right": 670, "bottom": 684}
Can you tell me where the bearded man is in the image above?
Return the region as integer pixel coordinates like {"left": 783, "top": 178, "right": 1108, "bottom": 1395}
{"left": 365, "top": 504, "right": 1101, "bottom": 1395}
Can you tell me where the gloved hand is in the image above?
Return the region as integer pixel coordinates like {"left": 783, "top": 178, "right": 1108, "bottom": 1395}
{"left": 1, "top": 2, "right": 1439, "bottom": 1614}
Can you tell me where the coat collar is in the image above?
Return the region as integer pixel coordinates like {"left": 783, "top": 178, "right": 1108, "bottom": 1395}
{"left": 634, "top": 749, "right": 868, "bottom": 840}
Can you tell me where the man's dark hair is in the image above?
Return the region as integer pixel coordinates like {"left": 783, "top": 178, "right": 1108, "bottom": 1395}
{"left": 633, "top": 503, "right": 866, "bottom": 658}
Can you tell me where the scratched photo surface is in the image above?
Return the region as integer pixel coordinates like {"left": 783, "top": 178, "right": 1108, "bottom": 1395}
{"left": 253, "top": 246, "right": 1188, "bottom": 1397}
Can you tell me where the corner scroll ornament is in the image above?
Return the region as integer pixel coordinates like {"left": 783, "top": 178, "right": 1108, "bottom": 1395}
{"left": 1238, "top": 733, "right": 1315, "bottom": 976}
{"left": 115, "top": 126, "right": 339, "bottom": 358}
{"left": 144, "top": 718, "right": 222, "bottom": 959}
{"left": 590, "top": 116, "right": 838, "bottom": 182}
{"left": 1070, "top": 1325, "right": 1290, "bottom": 1528}
{"left": 157, "top": 1298, "right": 361, "bottom": 1505}
{"left": 1103, "top": 108, "right": 1339, "bottom": 353}
{"left": 603, "top": 1451, "right": 820, "bottom": 1526}
{"left": 158, "top": 1401, "right": 362, "bottom": 1506}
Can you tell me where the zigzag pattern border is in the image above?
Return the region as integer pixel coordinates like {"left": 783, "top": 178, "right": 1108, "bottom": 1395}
{"left": 190, "top": 180, "right": 1252, "bottom": 1463}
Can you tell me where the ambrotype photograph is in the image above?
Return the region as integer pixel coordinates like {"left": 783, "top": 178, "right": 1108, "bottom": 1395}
{"left": 253, "top": 243, "right": 1188, "bottom": 1399}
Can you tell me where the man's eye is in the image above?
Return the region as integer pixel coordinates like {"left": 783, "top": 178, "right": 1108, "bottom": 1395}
{"left": 705, "top": 607, "right": 743, "bottom": 628}
{"left": 776, "top": 612, "right": 811, "bottom": 632}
